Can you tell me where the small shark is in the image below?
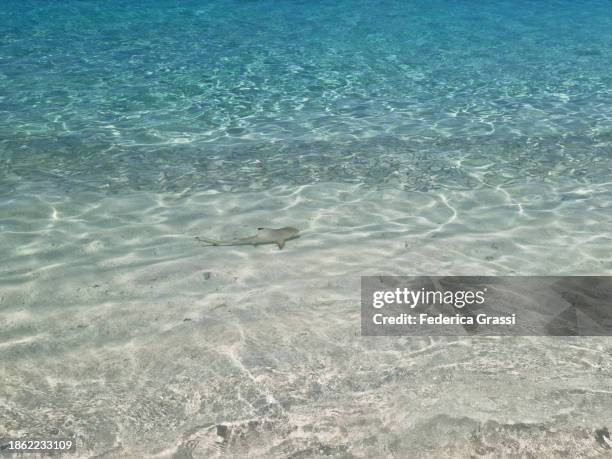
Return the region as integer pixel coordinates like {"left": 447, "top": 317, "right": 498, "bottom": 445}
{"left": 195, "top": 227, "right": 300, "bottom": 250}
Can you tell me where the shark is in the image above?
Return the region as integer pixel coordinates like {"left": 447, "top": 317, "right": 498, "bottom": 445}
{"left": 195, "top": 227, "right": 300, "bottom": 250}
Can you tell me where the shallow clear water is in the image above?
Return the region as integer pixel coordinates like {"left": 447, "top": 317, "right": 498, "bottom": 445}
{"left": 3, "top": 0, "right": 612, "bottom": 195}
{"left": 1, "top": 0, "right": 611, "bottom": 457}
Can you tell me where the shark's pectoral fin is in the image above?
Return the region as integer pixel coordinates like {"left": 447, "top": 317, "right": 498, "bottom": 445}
{"left": 277, "top": 240, "right": 285, "bottom": 249}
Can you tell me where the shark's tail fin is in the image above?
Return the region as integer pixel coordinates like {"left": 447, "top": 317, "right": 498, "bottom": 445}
{"left": 194, "top": 236, "right": 221, "bottom": 246}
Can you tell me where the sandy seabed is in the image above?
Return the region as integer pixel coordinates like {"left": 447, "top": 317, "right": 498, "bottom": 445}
{"left": 1, "top": 180, "right": 611, "bottom": 457}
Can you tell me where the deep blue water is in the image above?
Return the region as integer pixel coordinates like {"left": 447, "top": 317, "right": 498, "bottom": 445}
{"left": 2, "top": 0, "right": 612, "bottom": 194}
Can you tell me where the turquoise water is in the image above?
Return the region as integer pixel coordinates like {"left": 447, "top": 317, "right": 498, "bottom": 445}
{"left": 2, "top": 1, "right": 612, "bottom": 457}
{"left": 2, "top": 0, "right": 612, "bottom": 194}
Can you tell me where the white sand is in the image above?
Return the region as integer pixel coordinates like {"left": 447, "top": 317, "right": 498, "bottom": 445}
{"left": 1, "top": 180, "right": 611, "bottom": 456}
